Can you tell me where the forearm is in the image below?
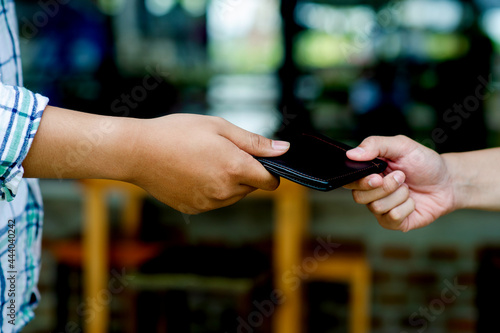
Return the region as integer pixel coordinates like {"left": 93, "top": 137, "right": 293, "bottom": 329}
{"left": 443, "top": 148, "right": 500, "bottom": 211}
{"left": 22, "top": 106, "right": 138, "bottom": 181}
{"left": 20, "top": 108, "right": 289, "bottom": 213}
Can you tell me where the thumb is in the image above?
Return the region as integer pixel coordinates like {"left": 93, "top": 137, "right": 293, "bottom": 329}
{"left": 221, "top": 123, "right": 290, "bottom": 157}
{"left": 347, "top": 135, "right": 410, "bottom": 161}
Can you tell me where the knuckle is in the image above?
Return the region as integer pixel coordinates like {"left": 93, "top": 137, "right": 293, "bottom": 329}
{"left": 368, "top": 201, "right": 384, "bottom": 214}
{"left": 394, "top": 134, "right": 409, "bottom": 142}
{"left": 210, "top": 116, "right": 230, "bottom": 131}
{"left": 212, "top": 116, "right": 227, "bottom": 126}
{"left": 210, "top": 186, "right": 232, "bottom": 201}
{"left": 249, "top": 132, "right": 264, "bottom": 152}
{"left": 352, "top": 190, "right": 365, "bottom": 204}
{"left": 225, "top": 158, "right": 242, "bottom": 177}
{"left": 195, "top": 199, "right": 214, "bottom": 212}
{"left": 361, "top": 136, "right": 378, "bottom": 149}
{"left": 387, "top": 208, "right": 402, "bottom": 223}
{"left": 400, "top": 185, "right": 410, "bottom": 198}
{"left": 395, "top": 135, "right": 415, "bottom": 151}
{"left": 378, "top": 218, "right": 398, "bottom": 231}
{"left": 243, "top": 152, "right": 258, "bottom": 166}
{"left": 192, "top": 186, "right": 218, "bottom": 210}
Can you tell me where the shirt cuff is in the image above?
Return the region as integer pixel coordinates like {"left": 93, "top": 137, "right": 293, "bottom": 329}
{"left": 0, "top": 83, "right": 49, "bottom": 201}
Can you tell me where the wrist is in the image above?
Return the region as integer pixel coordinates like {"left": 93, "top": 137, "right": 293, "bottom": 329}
{"left": 100, "top": 116, "right": 144, "bottom": 183}
{"left": 441, "top": 152, "right": 475, "bottom": 211}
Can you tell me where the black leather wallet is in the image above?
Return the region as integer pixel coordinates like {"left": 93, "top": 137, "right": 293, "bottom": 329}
{"left": 256, "top": 132, "right": 387, "bottom": 191}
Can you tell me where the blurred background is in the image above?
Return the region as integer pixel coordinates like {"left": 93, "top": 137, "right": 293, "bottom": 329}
{"left": 13, "top": 0, "right": 500, "bottom": 331}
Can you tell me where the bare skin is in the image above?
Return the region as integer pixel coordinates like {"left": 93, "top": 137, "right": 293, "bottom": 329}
{"left": 22, "top": 106, "right": 290, "bottom": 214}
{"left": 344, "top": 135, "right": 500, "bottom": 232}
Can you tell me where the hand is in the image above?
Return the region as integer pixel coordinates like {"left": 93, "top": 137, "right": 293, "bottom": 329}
{"left": 127, "top": 114, "right": 290, "bottom": 214}
{"left": 343, "top": 135, "right": 455, "bottom": 232}
{"left": 23, "top": 107, "right": 288, "bottom": 214}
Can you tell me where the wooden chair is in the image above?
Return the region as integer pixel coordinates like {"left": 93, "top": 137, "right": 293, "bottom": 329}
{"left": 75, "top": 179, "right": 371, "bottom": 333}
{"left": 252, "top": 180, "right": 371, "bottom": 333}
{"left": 46, "top": 179, "right": 162, "bottom": 333}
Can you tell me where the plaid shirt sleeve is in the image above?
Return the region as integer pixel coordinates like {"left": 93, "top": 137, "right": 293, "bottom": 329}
{"left": 0, "top": 82, "right": 48, "bottom": 202}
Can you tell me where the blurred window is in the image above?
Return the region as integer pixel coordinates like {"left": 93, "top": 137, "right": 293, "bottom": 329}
{"left": 207, "top": 0, "right": 283, "bottom": 73}
{"left": 401, "top": 0, "right": 463, "bottom": 32}
{"left": 482, "top": 8, "right": 500, "bottom": 47}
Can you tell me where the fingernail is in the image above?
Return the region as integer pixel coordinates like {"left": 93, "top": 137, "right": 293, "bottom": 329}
{"left": 349, "top": 147, "right": 365, "bottom": 156}
{"left": 393, "top": 173, "right": 404, "bottom": 185}
{"left": 272, "top": 140, "right": 290, "bottom": 151}
{"left": 368, "top": 179, "right": 375, "bottom": 188}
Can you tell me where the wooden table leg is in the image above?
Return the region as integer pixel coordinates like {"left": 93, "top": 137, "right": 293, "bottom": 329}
{"left": 83, "top": 185, "right": 109, "bottom": 333}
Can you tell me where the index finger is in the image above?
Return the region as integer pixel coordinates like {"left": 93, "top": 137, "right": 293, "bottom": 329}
{"left": 236, "top": 153, "right": 281, "bottom": 191}
{"left": 343, "top": 173, "right": 384, "bottom": 190}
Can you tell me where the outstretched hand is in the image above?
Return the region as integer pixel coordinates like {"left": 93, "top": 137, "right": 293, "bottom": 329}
{"left": 128, "top": 114, "right": 290, "bottom": 214}
{"left": 23, "top": 107, "right": 288, "bottom": 215}
{"left": 344, "top": 135, "right": 455, "bottom": 232}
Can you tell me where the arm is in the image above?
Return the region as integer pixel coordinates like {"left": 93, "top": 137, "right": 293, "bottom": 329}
{"left": 22, "top": 106, "right": 135, "bottom": 181}
{"left": 443, "top": 148, "right": 500, "bottom": 211}
{"left": 22, "top": 106, "right": 290, "bottom": 214}
{"left": 344, "top": 135, "right": 500, "bottom": 232}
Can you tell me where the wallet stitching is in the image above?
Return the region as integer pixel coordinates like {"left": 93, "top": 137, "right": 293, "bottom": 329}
{"left": 261, "top": 159, "right": 377, "bottom": 182}
{"left": 302, "top": 133, "right": 381, "bottom": 168}
{"left": 265, "top": 165, "right": 329, "bottom": 190}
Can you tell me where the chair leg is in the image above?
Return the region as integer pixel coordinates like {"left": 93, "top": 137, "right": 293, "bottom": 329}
{"left": 350, "top": 263, "right": 370, "bottom": 333}
{"left": 83, "top": 186, "right": 109, "bottom": 333}
{"left": 273, "top": 183, "right": 309, "bottom": 333}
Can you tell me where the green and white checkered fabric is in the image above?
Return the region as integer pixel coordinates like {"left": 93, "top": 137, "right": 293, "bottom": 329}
{"left": 0, "top": 0, "right": 48, "bottom": 331}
